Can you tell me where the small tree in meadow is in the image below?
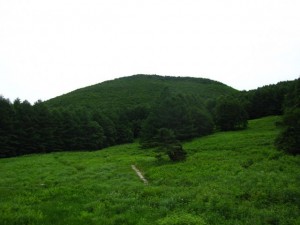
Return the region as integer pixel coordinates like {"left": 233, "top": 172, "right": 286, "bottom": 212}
{"left": 154, "top": 128, "right": 187, "bottom": 162}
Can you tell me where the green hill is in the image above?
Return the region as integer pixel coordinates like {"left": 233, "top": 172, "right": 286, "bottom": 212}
{"left": 1, "top": 116, "right": 299, "bottom": 225}
{"left": 45, "top": 74, "right": 238, "bottom": 111}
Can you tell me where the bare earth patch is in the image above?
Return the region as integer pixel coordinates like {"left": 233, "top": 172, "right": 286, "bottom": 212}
{"left": 131, "top": 165, "right": 148, "bottom": 185}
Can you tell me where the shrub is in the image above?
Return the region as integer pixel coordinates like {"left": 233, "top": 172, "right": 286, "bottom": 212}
{"left": 154, "top": 128, "right": 187, "bottom": 162}
{"left": 275, "top": 108, "right": 300, "bottom": 155}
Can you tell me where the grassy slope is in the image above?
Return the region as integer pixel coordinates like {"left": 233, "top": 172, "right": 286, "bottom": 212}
{"left": 45, "top": 75, "right": 237, "bottom": 111}
{"left": 0, "top": 116, "right": 299, "bottom": 225}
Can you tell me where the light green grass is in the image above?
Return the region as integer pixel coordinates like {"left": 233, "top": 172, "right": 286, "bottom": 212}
{"left": 0, "top": 116, "right": 299, "bottom": 225}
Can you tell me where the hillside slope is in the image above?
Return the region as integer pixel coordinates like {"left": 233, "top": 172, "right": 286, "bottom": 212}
{"left": 45, "top": 74, "right": 237, "bottom": 111}
{"left": 1, "top": 116, "right": 299, "bottom": 225}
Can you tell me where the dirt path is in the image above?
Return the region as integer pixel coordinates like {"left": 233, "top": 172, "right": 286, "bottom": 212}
{"left": 131, "top": 165, "right": 148, "bottom": 185}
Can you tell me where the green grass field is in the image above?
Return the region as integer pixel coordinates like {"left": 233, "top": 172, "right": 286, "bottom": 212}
{"left": 0, "top": 116, "right": 299, "bottom": 225}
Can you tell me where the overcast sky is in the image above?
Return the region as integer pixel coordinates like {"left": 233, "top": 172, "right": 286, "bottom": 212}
{"left": 1, "top": 0, "right": 299, "bottom": 103}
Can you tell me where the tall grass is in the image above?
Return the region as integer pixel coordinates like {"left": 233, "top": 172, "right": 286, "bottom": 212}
{"left": 0, "top": 116, "right": 299, "bottom": 225}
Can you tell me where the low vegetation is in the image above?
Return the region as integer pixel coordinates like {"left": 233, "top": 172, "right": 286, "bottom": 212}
{"left": 1, "top": 116, "right": 299, "bottom": 225}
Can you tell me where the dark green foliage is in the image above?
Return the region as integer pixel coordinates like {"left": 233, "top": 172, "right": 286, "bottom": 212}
{"left": 214, "top": 96, "right": 248, "bottom": 131}
{"left": 283, "top": 78, "right": 300, "bottom": 109}
{"left": 190, "top": 105, "right": 214, "bottom": 136}
{"left": 0, "top": 98, "right": 113, "bottom": 157}
{"left": 115, "top": 113, "right": 134, "bottom": 144}
{"left": 44, "top": 75, "right": 235, "bottom": 151}
{"left": 140, "top": 90, "right": 212, "bottom": 162}
{"left": 275, "top": 109, "right": 300, "bottom": 154}
{"left": 275, "top": 78, "right": 300, "bottom": 154}
{"left": 243, "top": 80, "right": 296, "bottom": 119}
{"left": 166, "top": 143, "right": 187, "bottom": 162}
{"left": 13, "top": 99, "right": 37, "bottom": 154}
{"left": 82, "top": 121, "right": 104, "bottom": 150}
{"left": 74, "top": 109, "right": 105, "bottom": 150}
{"left": 154, "top": 128, "right": 187, "bottom": 161}
{"left": 0, "top": 96, "right": 15, "bottom": 157}
{"left": 92, "top": 112, "right": 117, "bottom": 147}
{"left": 1, "top": 75, "right": 298, "bottom": 158}
{"left": 32, "top": 101, "right": 56, "bottom": 152}
{"left": 124, "top": 105, "right": 150, "bottom": 138}
{"left": 59, "top": 110, "right": 81, "bottom": 150}
{"left": 49, "top": 109, "right": 106, "bottom": 152}
{"left": 1, "top": 94, "right": 147, "bottom": 157}
{"left": 140, "top": 89, "right": 214, "bottom": 149}
{"left": 45, "top": 74, "right": 238, "bottom": 112}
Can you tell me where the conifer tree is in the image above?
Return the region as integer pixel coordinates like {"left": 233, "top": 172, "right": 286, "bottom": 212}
{"left": 276, "top": 78, "right": 300, "bottom": 154}
{"left": 214, "top": 97, "right": 248, "bottom": 131}
{"left": 0, "top": 96, "right": 15, "bottom": 157}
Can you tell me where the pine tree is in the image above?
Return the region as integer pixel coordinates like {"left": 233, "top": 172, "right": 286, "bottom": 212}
{"left": 275, "top": 78, "right": 300, "bottom": 154}
{"left": 214, "top": 96, "right": 248, "bottom": 131}
{"left": 92, "top": 111, "right": 117, "bottom": 147}
{"left": 13, "top": 99, "right": 37, "bottom": 155}
{"left": 154, "top": 128, "right": 187, "bottom": 161}
{"left": 0, "top": 96, "right": 15, "bottom": 157}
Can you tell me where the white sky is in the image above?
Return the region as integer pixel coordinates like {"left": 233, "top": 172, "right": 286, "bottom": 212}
{"left": 1, "top": 0, "right": 300, "bottom": 103}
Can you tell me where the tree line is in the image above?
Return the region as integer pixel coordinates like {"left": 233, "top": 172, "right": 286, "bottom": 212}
{"left": 275, "top": 78, "right": 300, "bottom": 155}
{"left": 0, "top": 98, "right": 142, "bottom": 158}
{"left": 0, "top": 91, "right": 246, "bottom": 159}
{"left": 0, "top": 78, "right": 298, "bottom": 159}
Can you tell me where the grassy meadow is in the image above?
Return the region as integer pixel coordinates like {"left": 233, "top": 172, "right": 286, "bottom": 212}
{"left": 0, "top": 116, "right": 299, "bottom": 225}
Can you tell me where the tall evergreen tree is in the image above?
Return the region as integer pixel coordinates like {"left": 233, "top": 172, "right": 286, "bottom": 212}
{"left": 125, "top": 105, "right": 150, "bottom": 138}
{"left": 50, "top": 109, "right": 65, "bottom": 151}
{"left": 154, "top": 128, "right": 187, "bottom": 161}
{"left": 13, "top": 99, "right": 37, "bottom": 155}
{"left": 214, "top": 96, "right": 248, "bottom": 131}
{"left": 140, "top": 89, "right": 213, "bottom": 148}
{"left": 74, "top": 109, "right": 105, "bottom": 150}
{"left": 0, "top": 96, "right": 15, "bottom": 157}
{"left": 33, "top": 101, "right": 55, "bottom": 152}
{"left": 59, "top": 110, "right": 80, "bottom": 151}
{"left": 115, "top": 112, "right": 134, "bottom": 144}
{"left": 92, "top": 111, "right": 117, "bottom": 147}
{"left": 275, "top": 78, "right": 300, "bottom": 154}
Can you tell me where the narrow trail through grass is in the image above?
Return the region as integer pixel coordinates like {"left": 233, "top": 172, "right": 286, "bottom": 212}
{"left": 131, "top": 165, "right": 148, "bottom": 185}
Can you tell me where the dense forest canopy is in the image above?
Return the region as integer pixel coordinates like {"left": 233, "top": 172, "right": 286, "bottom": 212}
{"left": 45, "top": 75, "right": 238, "bottom": 112}
{"left": 0, "top": 75, "right": 298, "bottom": 158}
{"left": 275, "top": 78, "right": 300, "bottom": 154}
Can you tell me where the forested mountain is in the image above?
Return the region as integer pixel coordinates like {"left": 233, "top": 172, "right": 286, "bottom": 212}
{"left": 1, "top": 75, "right": 237, "bottom": 158}
{"left": 45, "top": 74, "right": 238, "bottom": 112}
{"left": 0, "top": 74, "right": 298, "bottom": 158}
